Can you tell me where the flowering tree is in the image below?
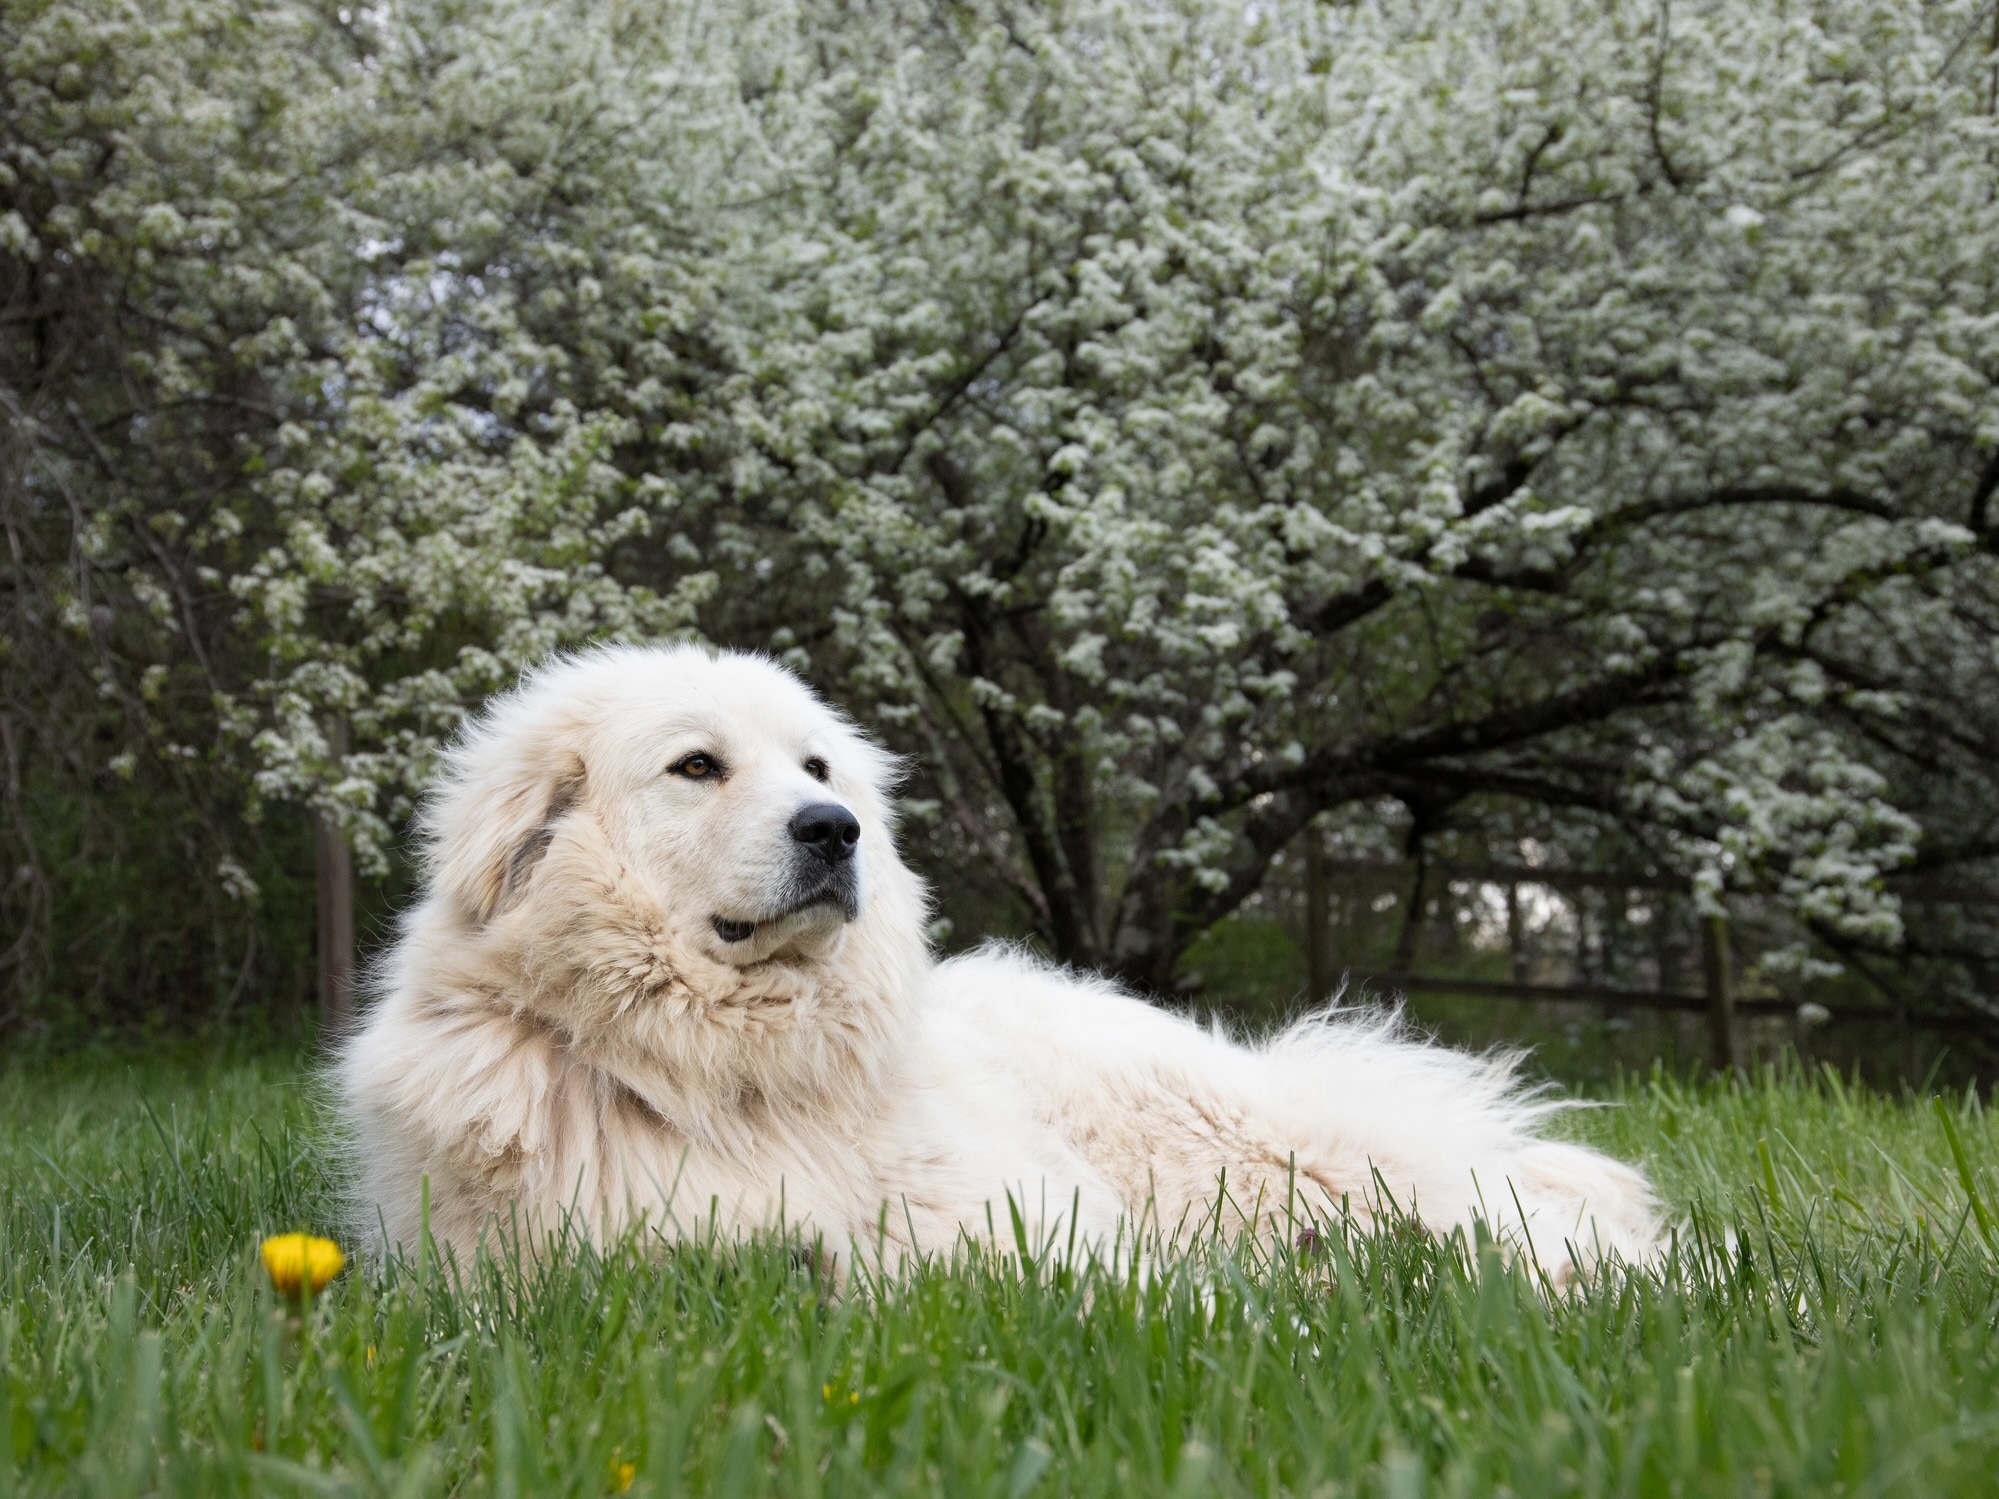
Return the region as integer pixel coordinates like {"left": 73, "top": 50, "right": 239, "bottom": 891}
{"left": 0, "top": 0, "right": 734, "bottom": 1012}
{"left": 0, "top": 0, "right": 364, "bottom": 1017}
{"left": 7, "top": 0, "right": 1999, "bottom": 1024}
{"left": 711, "top": 0, "right": 1999, "bottom": 996}
{"left": 225, "top": 0, "right": 744, "bottom": 868}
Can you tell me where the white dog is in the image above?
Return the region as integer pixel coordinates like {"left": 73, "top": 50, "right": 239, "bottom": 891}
{"left": 338, "top": 645, "right": 1658, "bottom": 1280}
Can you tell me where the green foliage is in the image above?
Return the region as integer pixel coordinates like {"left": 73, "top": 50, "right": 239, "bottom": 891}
{"left": 5, "top": 777, "right": 319, "bottom": 1041}
{"left": 10, "top": 0, "right": 1999, "bottom": 1029}
{"left": 5, "top": 1052, "right": 1999, "bottom": 1494}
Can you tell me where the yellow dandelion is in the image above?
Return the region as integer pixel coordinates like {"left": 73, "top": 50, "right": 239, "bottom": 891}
{"left": 260, "top": 1233, "right": 346, "bottom": 1296}
{"left": 612, "top": 1459, "right": 637, "bottom": 1492}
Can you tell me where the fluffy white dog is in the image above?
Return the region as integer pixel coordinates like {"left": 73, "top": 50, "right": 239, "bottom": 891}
{"left": 339, "top": 645, "right": 1658, "bottom": 1280}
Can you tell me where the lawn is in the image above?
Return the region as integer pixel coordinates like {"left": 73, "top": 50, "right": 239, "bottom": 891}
{"left": 3, "top": 1047, "right": 1998, "bottom": 1496}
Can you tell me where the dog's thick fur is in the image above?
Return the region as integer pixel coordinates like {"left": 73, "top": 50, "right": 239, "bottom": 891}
{"left": 339, "top": 646, "right": 1658, "bottom": 1278}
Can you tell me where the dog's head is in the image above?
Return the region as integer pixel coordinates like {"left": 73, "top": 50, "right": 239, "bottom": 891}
{"left": 416, "top": 645, "right": 928, "bottom": 1030}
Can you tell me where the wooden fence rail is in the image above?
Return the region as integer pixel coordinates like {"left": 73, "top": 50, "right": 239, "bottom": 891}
{"left": 1350, "top": 970, "right": 1998, "bottom": 1037}
{"left": 1299, "top": 839, "right": 1999, "bottom": 1068}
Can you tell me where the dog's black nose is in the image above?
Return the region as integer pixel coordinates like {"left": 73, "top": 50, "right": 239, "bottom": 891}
{"left": 789, "top": 802, "right": 860, "bottom": 863}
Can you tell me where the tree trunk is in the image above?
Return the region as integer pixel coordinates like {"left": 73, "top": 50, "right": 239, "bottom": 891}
{"left": 1506, "top": 880, "right": 1527, "bottom": 983}
{"left": 1305, "top": 820, "right": 1332, "bottom": 1004}
{"left": 315, "top": 715, "right": 354, "bottom": 1035}
{"left": 1392, "top": 836, "right": 1428, "bottom": 973}
{"left": 1701, "top": 911, "right": 1737, "bottom": 1073}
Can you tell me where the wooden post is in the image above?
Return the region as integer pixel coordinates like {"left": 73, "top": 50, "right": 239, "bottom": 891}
{"left": 1506, "top": 880, "right": 1527, "bottom": 983}
{"left": 1700, "top": 912, "right": 1737, "bottom": 1073}
{"left": 1575, "top": 888, "right": 1594, "bottom": 985}
{"left": 1393, "top": 837, "right": 1427, "bottom": 974}
{"left": 315, "top": 714, "right": 355, "bottom": 1034}
{"left": 1305, "top": 820, "right": 1332, "bottom": 1005}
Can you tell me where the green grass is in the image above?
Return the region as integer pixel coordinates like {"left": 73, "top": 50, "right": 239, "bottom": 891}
{"left": 5, "top": 1050, "right": 1999, "bottom": 1496}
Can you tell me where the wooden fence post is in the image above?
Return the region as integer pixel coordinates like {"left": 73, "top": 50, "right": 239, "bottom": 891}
{"left": 315, "top": 714, "right": 354, "bottom": 1034}
{"left": 1700, "top": 912, "right": 1737, "bottom": 1073}
{"left": 1393, "top": 835, "right": 1428, "bottom": 974}
{"left": 1506, "top": 881, "right": 1527, "bottom": 983}
{"left": 1305, "top": 819, "right": 1333, "bottom": 1005}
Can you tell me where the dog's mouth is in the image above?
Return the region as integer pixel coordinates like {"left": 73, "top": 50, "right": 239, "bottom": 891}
{"left": 710, "top": 891, "right": 858, "bottom": 945}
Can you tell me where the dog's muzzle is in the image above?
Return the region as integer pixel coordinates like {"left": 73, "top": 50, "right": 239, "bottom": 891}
{"left": 710, "top": 801, "right": 863, "bottom": 943}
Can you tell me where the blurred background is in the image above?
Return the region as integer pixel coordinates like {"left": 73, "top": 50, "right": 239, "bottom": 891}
{"left": 5, "top": 0, "right": 1999, "bottom": 1087}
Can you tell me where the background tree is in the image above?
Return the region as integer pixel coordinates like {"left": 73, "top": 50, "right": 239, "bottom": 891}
{"left": 1, "top": 0, "right": 732, "bottom": 1031}
{"left": 711, "top": 0, "right": 1999, "bottom": 1007}
{"left": 0, "top": 0, "right": 358, "bottom": 1028}
{"left": 7, "top": 0, "right": 1999, "bottom": 1038}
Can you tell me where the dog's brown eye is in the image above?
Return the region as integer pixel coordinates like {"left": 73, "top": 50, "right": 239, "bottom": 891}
{"left": 804, "top": 757, "right": 829, "bottom": 783}
{"left": 672, "top": 752, "right": 722, "bottom": 780}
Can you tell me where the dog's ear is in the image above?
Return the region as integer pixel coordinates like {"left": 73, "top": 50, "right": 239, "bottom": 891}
{"left": 428, "top": 746, "right": 587, "bottom": 925}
